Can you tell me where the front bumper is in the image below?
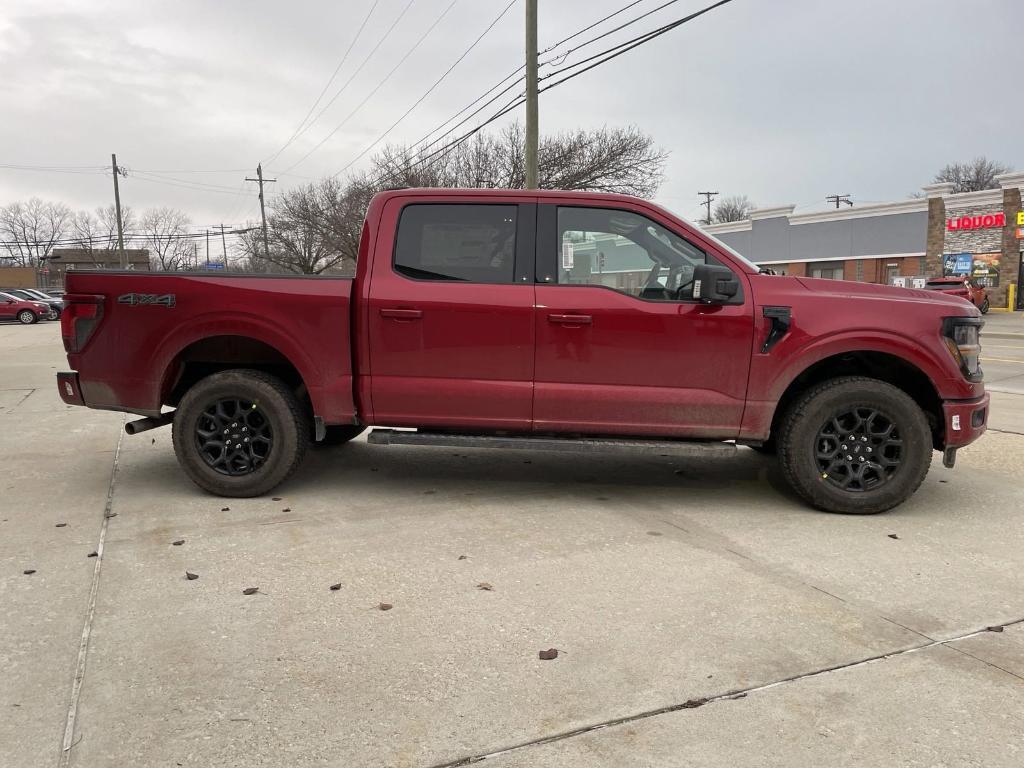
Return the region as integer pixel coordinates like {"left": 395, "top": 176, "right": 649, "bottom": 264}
{"left": 942, "top": 392, "right": 989, "bottom": 449}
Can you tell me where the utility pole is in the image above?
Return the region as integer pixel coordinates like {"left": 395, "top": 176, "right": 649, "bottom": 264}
{"left": 826, "top": 194, "right": 853, "bottom": 209}
{"left": 246, "top": 163, "right": 276, "bottom": 260}
{"left": 212, "top": 224, "right": 231, "bottom": 266}
{"left": 697, "top": 191, "right": 718, "bottom": 225}
{"left": 111, "top": 153, "right": 127, "bottom": 267}
{"left": 205, "top": 229, "right": 210, "bottom": 267}
{"left": 524, "top": 0, "right": 539, "bottom": 189}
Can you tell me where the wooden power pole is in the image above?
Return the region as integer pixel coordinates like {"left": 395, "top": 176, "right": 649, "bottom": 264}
{"left": 111, "top": 154, "right": 127, "bottom": 267}
{"left": 698, "top": 191, "right": 718, "bottom": 225}
{"left": 525, "top": 0, "right": 539, "bottom": 189}
{"left": 246, "top": 163, "right": 276, "bottom": 260}
{"left": 212, "top": 224, "right": 231, "bottom": 266}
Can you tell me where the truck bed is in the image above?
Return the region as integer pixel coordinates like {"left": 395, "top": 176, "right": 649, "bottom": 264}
{"left": 63, "top": 271, "right": 356, "bottom": 423}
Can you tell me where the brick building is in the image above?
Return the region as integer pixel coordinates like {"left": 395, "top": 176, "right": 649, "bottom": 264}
{"left": 701, "top": 172, "right": 1024, "bottom": 310}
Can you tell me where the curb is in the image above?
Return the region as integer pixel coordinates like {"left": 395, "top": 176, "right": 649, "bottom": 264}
{"left": 983, "top": 332, "right": 1024, "bottom": 340}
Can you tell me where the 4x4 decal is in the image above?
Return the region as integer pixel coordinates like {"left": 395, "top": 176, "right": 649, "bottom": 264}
{"left": 117, "top": 293, "right": 176, "bottom": 307}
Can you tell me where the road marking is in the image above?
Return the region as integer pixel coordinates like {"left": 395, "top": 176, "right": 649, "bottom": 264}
{"left": 59, "top": 420, "right": 125, "bottom": 768}
{"left": 983, "top": 356, "right": 1024, "bottom": 364}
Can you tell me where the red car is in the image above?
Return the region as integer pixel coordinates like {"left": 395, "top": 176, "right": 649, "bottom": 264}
{"left": 924, "top": 277, "right": 989, "bottom": 314}
{"left": 0, "top": 290, "right": 51, "bottom": 324}
{"left": 56, "top": 188, "right": 988, "bottom": 515}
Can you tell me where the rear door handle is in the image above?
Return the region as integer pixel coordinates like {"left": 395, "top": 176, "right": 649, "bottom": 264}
{"left": 379, "top": 308, "right": 423, "bottom": 320}
{"left": 548, "top": 313, "right": 592, "bottom": 325}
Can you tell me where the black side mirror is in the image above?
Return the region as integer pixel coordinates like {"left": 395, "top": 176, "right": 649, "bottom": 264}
{"left": 692, "top": 263, "right": 739, "bottom": 303}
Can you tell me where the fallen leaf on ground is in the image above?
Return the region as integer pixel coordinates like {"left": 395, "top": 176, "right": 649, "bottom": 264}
{"left": 105, "top": 512, "right": 117, "bottom": 519}
{"left": 986, "top": 625, "right": 1005, "bottom": 633}
{"left": 538, "top": 648, "right": 558, "bottom": 660}
{"left": 55, "top": 523, "right": 67, "bottom": 528}
{"left": 151, "top": 438, "right": 155, "bottom": 444}
{"left": 457, "top": 555, "right": 468, "bottom": 560}
{"left": 681, "top": 698, "right": 707, "bottom": 709}
{"left": 242, "top": 587, "right": 259, "bottom": 595}
{"left": 185, "top": 571, "right": 199, "bottom": 580}
{"left": 86, "top": 551, "right": 97, "bottom": 558}
{"left": 378, "top": 603, "right": 393, "bottom": 611}
{"left": 329, "top": 583, "right": 342, "bottom": 591}
{"left": 282, "top": 507, "right": 291, "bottom": 513}
{"left": 172, "top": 539, "right": 185, "bottom": 546}
{"left": 476, "top": 582, "right": 494, "bottom": 591}
{"left": 887, "top": 534, "right": 900, "bottom": 540}
{"left": 23, "top": 569, "right": 36, "bottom": 575}
{"left": 272, "top": 497, "right": 282, "bottom": 501}
{"left": 220, "top": 507, "right": 230, "bottom": 512}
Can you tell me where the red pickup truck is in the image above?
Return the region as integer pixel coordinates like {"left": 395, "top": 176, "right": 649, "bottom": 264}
{"left": 57, "top": 188, "right": 988, "bottom": 514}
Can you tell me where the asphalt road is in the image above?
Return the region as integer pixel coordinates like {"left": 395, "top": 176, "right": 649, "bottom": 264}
{"left": 2, "top": 322, "right": 1023, "bottom": 768}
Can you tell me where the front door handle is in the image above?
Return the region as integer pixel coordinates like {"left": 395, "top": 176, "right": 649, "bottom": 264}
{"left": 380, "top": 308, "right": 423, "bottom": 320}
{"left": 548, "top": 313, "right": 592, "bottom": 326}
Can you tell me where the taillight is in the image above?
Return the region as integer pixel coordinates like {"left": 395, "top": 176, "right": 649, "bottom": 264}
{"left": 942, "top": 316, "right": 983, "bottom": 381}
{"left": 61, "top": 295, "right": 105, "bottom": 353}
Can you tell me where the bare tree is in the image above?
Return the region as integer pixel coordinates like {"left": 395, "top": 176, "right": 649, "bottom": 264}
{"left": 0, "top": 198, "right": 72, "bottom": 266}
{"left": 371, "top": 122, "right": 666, "bottom": 197}
{"left": 260, "top": 178, "right": 365, "bottom": 275}
{"left": 934, "top": 157, "right": 1011, "bottom": 193}
{"left": 71, "top": 205, "right": 135, "bottom": 261}
{"left": 140, "top": 207, "right": 192, "bottom": 270}
{"left": 713, "top": 195, "right": 754, "bottom": 223}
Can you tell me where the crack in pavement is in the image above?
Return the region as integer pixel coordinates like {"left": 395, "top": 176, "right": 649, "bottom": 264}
{"left": 425, "top": 617, "right": 1024, "bottom": 768}
{"left": 57, "top": 419, "right": 125, "bottom": 768}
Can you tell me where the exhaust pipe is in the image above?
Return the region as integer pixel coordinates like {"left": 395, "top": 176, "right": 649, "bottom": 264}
{"left": 125, "top": 411, "right": 175, "bottom": 435}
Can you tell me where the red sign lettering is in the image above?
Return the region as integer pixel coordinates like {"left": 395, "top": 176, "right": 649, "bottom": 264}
{"left": 947, "top": 212, "right": 1006, "bottom": 231}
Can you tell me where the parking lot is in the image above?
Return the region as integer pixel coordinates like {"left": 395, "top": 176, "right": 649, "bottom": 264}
{"left": 2, "top": 320, "right": 1023, "bottom": 768}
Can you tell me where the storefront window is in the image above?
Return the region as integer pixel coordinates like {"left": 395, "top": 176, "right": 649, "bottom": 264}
{"left": 808, "top": 261, "right": 844, "bottom": 280}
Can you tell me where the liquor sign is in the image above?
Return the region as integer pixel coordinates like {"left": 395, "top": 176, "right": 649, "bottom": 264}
{"left": 946, "top": 212, "right": 1005, "bottom": 231}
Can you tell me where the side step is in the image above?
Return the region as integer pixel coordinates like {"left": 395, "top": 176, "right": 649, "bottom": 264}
{"left": 366, "top": 429, "right": 736, "bottom": 458}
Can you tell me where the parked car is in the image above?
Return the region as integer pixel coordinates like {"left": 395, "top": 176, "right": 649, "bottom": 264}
{"left": 45, "top": 289, "right": 66, "bottom": 298}
{"left": 57, "top": 188, "right": 988, "bottom": 514}
{"left": 924, "top": 276, "right": 989, "bottom": 313}
{"left": 0, "top": 291, "right": 51, "bottom": 324}
{"left": 1, "top": 287, "right": 63, "bottom": 318}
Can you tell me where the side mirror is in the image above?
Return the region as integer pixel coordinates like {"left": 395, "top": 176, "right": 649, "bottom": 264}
{"left": 692, "top": 263, "right": 739, "bottom": 303}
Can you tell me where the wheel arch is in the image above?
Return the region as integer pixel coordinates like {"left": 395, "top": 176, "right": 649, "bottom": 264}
{"left": 768, "top": 350, "right": 944, "bottom": 450}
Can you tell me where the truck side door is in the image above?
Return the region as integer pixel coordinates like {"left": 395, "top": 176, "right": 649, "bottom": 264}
{"left": 365, "top": 197, "right": 537, "bottom": 430}
{"left": 533, "top": 203, "right": 754, "bottom": 438}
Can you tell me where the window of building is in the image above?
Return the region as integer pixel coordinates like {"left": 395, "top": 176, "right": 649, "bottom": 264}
{"left": 556, "top": 207, "right": 724, "bottom": 301}
{"left": 885, "top": 263, "right": 899, "bottom": 284}
{"left": 394, "top": 204, "right": 517, "bottom": 283}
{"left": 807, "top": 261, "right": 844, "bottom": 280}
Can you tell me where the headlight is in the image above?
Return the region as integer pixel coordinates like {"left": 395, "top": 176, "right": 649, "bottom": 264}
{"left": 942, "top": 316, "right": 983, "bottom": 381}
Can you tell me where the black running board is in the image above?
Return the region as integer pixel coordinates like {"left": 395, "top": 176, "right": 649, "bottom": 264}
{"left": 366, "top": 429, "right": 736, "bottom": 458}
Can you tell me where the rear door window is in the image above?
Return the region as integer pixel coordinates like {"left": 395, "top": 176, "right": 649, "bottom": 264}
{"left": 394, "top": 204, "right": 517, "bottom": 284}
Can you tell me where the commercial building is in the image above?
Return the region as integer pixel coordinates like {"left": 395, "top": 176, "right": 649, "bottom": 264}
{"left": 701, "top": 171, "right": 1024, "bottom": 310}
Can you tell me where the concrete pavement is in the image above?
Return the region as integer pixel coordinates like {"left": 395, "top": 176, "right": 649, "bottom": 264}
{"left": 1, "top": 322, "right": 1022, "bottom": 768}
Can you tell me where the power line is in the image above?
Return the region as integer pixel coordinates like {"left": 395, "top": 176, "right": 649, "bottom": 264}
{"left": 826, "top": 194, "right": 854, "bottom": 208}
{"left": 697, "top": 191, "right": 718, "bottom": 224}
{"left": 378, "top": 0, "right": 737, "bottom": 188}
{"left": 540, "top": 0, "right": 648, "bottom": 53}
{"left": 332, "top": 0, "right": 518, "bottom": 179}
{"left": 279, "top": 0, "right": 459, "bottom": 174}
{"left": 268, "top": 0, "right": 418, "bottom": 171}
{"left": 263, "top": 0, "right": 382, "bottom": 166}
{"left": 537, "top": 0, "right": 736, "bottom": 94}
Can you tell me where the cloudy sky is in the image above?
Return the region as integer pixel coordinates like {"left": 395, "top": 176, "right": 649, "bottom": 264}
{"left": 0, "top": 0, "right": 1019, "bottom": 233}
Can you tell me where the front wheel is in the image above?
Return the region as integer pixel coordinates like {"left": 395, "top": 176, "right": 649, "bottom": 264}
{"left": 171, "top": 369, "right": 309, "bottom": 497}
{"left": 17, "top": 309, "right": 37, "bottom": 324}
{"left": 777, "top": 377, "right": 932, "bottom": 514}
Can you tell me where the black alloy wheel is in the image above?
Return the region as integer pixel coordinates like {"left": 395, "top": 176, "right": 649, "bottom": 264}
{"left": 195, "top": 398, "right": 274, "bottom": 476}
{"left": 814, "top": 407, "right": 902, "bottom": 492}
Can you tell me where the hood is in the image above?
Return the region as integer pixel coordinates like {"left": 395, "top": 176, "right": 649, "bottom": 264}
{"left": 795, "top": 276, "right": 978, "bottom": 313}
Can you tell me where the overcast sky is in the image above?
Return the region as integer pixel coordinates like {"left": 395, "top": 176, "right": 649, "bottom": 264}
{"left": 0, "top": 0, "right": 1019, "bottom": 232}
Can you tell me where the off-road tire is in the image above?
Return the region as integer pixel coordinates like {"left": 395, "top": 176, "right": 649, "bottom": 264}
{"left": 172, "top": 369, "right": 309, "bottom": 497}
{"left": 17, "top": 309, "right": 37, "bottom": 324}
{"left": 314, "top": 424, "right": 366, "bottom": 447}
{"left": 777, "top": 376, "right": 932, "bottom": 515}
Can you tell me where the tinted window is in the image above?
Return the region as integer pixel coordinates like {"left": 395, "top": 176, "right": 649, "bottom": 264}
{"left": 395, "top": 204, "right": 517, "bottom": 284}
{"left": 556, "top": 207, "right": 719, "bottom": 301}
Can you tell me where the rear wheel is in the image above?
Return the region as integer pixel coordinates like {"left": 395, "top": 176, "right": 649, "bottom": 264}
{"left": 17, "top": 309, "right": 37, "bottom": 324}
{"left": 171, "top": 369, "right": 309, "bottom": 497}
{"left": 777, "top": 376, "right": 932, "bottom": 514}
